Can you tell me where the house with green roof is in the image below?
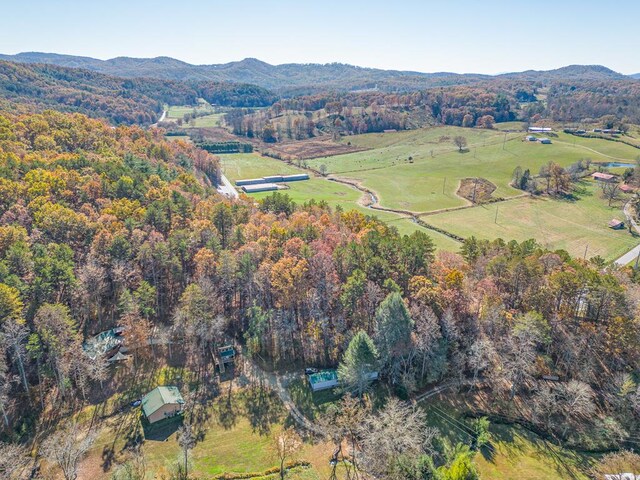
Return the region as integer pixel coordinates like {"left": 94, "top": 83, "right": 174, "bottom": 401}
{"left": 142, "top": 386, "right": 185, "bottom": 424}
{"left": 308, "top": 370, "right": 339, "bottom": 392}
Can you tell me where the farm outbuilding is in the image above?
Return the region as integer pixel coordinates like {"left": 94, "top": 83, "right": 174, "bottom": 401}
{"left": 592, "top": 172, "right": 616, "bottom": 182}
{"left": 236, "top": 178, "right": 267, "bottom": 186}
{"left": 282, "top": 174, "right": 310, "bottom": 182}
{"left": 525, "top": 135, "right": 537, "bottom": 142}
{"left": 620, "top": 184, "right": 635, "bottom": 193}
{"left": 142, "top": 386, "right": 185, "bottom": 424}
{"left": 242, "top": 183, "right": 279, "bottom": 193}
{"left": 528, "top": 126, "right": 552, "bottom": 132}
{"left": 308, "top": 370, "right": 339, "bottom": 392}
{"left": 263, "top": 175, "right": 284, "bottom": 182}
{"left": 608, "top": 219, "right": 625, "bottom": 229}
{"left": 539, "top": 138, "right": 552, "bottom": 144}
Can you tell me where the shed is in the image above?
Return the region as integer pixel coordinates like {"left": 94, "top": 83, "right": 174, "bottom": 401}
{"left": 142, "top": 386, "right": 184, "bottom": 424}
{"left": 528, "top": 126, "right": 552, "bottom": 132}
{"left": 539, "top": 138, "right": 552, "bottom": 144}
{"left": 608, "top": 219, "right": 625, "bottom": 229}
{"left": 242, "top": 183, "right": 279, "bottom": 193}
{"left": 620, "top": 184, "right": 635, "bottom": 193}
{"left": 525, "top": 135, "right": 537, "bottom": 142}
{"left": 308, "top": 370, "right": 338, "bottom": 392}
{"left": 282, "top": 174, "right": 310, "bottom": 182}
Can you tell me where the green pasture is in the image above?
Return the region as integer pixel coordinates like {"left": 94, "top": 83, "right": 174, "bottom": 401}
{"left": 308, "top": 127, "right": 640, "bottom": 214}
{"left": 425, "top": 181, "right": 638, "bottom": 260}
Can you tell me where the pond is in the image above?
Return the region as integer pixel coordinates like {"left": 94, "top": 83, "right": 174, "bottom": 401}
{"left": 599, "top": 162, "right": 636, "bottom": 168}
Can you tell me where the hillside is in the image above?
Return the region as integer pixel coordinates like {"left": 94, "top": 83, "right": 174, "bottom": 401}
{"left": 0, "top": 60, "right": 276, "bottom": 124}
{"left": 2, "top": 52, "right": 634, "bottom": 93}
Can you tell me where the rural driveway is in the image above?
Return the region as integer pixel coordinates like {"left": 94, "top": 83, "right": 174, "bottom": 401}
{"left": 240, "top": 357, "right": 325, "bottom": 435}
{"left": 614, "top": 198, "right": 640, "bottom": 266}
{"left": 217, "top": 173, "right": 239, "bottom": 199}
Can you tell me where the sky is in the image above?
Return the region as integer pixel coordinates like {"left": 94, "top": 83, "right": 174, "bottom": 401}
{"left": 1, "top": 0, "right": 639, "bottom": 75}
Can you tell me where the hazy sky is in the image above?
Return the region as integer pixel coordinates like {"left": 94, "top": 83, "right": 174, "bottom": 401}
{"left": 2, "top": 0, "right": 639, "bottom": 74}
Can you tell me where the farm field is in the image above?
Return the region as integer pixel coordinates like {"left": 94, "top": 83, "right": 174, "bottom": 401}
{"left": 425, "top": 181, "right": 638, "bottom": 260}
{"left": 167, "top": 102, "right": 226, "bottom": 128}
{"left": 218, "top": 127, "right": 640, "bottom": 260}
{"left": 221, "top": 153, "right": 461, "bottom": 250}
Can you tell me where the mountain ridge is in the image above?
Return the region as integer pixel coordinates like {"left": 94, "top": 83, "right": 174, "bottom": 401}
{"left": 0, "top": 52, "right": 631, "bottom": 92}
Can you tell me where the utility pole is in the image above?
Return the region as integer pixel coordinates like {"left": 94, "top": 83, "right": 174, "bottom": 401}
{"left": 583, "top": 244, "right": 589, "bottom": 260}
{"left": 494, "top": 205, "right": 499, "bottom": 224}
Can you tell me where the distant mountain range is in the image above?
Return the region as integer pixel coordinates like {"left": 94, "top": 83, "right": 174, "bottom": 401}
{"left": 631, "top": 73, "right": 640, "bottom": 79}
{"left": 0, "top": 52, "right": 635, "bottom": 93}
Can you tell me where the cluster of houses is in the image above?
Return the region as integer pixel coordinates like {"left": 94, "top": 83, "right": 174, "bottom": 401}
{"left": 236, "top": 173, "right": 310, "bottom": 193}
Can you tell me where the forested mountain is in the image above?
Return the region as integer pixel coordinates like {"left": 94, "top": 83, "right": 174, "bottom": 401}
{"left": 631, "top": 73, "right": 640, "bottom": 79}
{"left": 2, "top": 52, "right": 634, "bottom": 93}
{"left": 0, "top": 60, "right": 276, "bottom": 124}
{"left": 0, "top": 60, "right": 195, "bottom": 124}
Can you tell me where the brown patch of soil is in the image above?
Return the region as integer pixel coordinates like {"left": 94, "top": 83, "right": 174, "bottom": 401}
{"left": 262, "top": 137, "right": 366, "bottom": 160}
{"left": 457, "top": 177, "right": 497, "bottom": 204}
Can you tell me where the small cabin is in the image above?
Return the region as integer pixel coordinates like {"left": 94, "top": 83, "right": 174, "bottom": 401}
{"left": 142, "top": 386, "right": 185, "bottom": 424}
{"left": 308, "top": 370, "right": 339, "bottom": 392}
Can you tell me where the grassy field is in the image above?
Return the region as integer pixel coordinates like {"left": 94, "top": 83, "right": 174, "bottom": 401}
{"left": 425, "top": 181, "right": 638, "bottom": 260}
{"left": 220, "top": 153, "right": 461, "bottom": 251}
{"left": 167, "top": 102, "right": 214, "bottom": 119}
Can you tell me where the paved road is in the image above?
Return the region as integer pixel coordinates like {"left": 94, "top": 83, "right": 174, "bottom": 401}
{"left": 217, "top": 173, "right": 239, "bottom": 199}
{"left": 614, "top": 198, "right": 640, "bottom": 266}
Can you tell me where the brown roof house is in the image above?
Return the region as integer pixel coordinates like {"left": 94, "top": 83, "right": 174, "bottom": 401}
{"left": 142, "top": 386, "right": 185, "bottom": 424}
{"left": 592, "top": 172, "right": 616, "bottom": 182}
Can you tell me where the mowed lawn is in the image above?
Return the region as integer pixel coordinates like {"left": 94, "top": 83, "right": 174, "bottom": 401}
{"left": 307, "top": 127, "right": 640, "bottom": 214}
{"left": 220, "top": 153, "right": 461, "bottom": 251}
{"left": 425, "top": 181, "right": 639, "bottom": 260}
